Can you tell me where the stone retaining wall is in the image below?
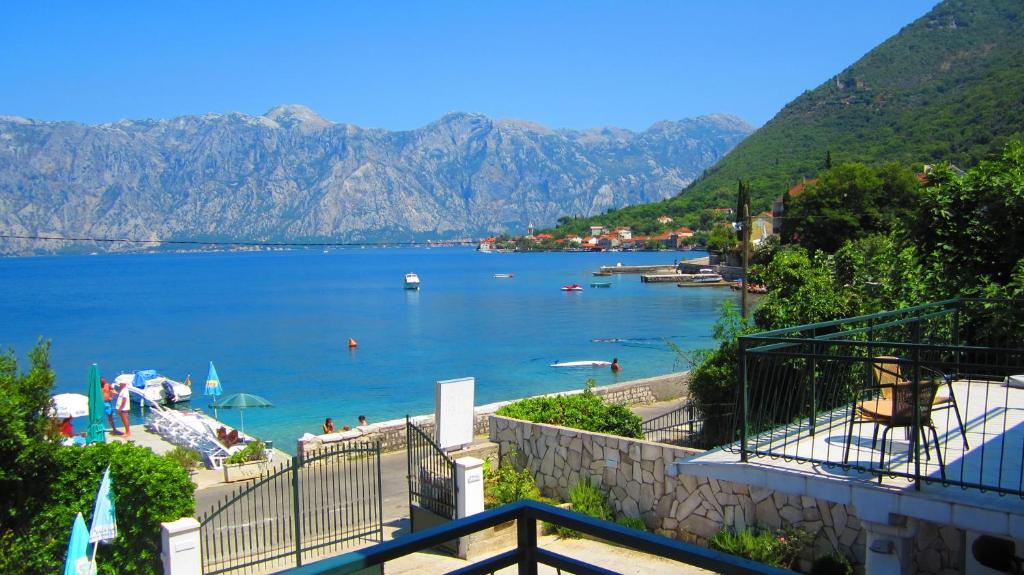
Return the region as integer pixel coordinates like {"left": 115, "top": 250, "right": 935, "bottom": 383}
{"left": 297, "top": 373, "right": 687, "bottom": 456}
{"left": 490, "top": 415, "right": 963, "bottom": 574}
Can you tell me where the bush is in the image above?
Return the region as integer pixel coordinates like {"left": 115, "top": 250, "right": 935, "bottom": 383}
{"left": 811, "top": 551, "right": 854, "bottom": 575}
{"left": 496, "top": 382, "right": 642, "bottom": 438}
{"left": 616, "top": 516, "right": 647, "bottom": 531}
{"left": 165, "top": 446, "right": 202, "bottom": 472}
{"left": 483, "top": 454, "right": 542, "bottom": 509}
{"left": 709, "top": 526, "right": 812, "bottom": 569}
{"left": 555, "top": 478, "right": 614, "bottom": 539}
{"left": 0, "top": 441, "right": 195, "bottom": 575}
{"left": 225, "top": 440, "right": 266, "bottom": 464}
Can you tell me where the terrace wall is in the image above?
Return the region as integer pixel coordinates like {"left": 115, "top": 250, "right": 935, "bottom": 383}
{"left": 297, "top": 373, "right": 687, "bottom": 456}
{"left": 489, "top": 415, "right": 963, "bottom": 575}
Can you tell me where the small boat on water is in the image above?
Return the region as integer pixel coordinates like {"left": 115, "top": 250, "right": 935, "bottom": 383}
{"left": 404, "top": 273, "right": 421, "bottom": 290}
{"left": 561, "top": 284, "right": 584, "bottom": 291}
{"left": 550, "top": 360, "right": 612, "bottom": 368}
{"left": 592, "top": 271, "right": 612, "bottom": 276}
{"left": 115, "top": 371, "right": 192, "bottom": 405}
{"left": 493, "top": 273, "right": 514, "bottom": 278}
{"left": 590, "top": 282, "right": 612, "bottom": 288}
{"left": 691, "top": 268, "right": 725, "bottom": 283}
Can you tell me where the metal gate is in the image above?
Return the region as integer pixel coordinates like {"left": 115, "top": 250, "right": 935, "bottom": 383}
{"left": 199, "top": 441, "right": 383, "bottom": 575}
{"left": 406, "top": 417, "right": 457, "bottom": 533}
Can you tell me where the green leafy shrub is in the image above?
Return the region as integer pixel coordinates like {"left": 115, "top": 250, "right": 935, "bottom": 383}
{"left": 483, "top": 454, "right": 542, "bottom": 509}
{"left": 0, "top": 441, "right": 195, "bottom": 575}
{"left": 496, "top": 383, "right": 642, "bottom": 438}
{"left": 616, "top": 516, "right": 647, "bottom": 531}
{"left": 811, "top": 551, "right": 854, "bottom": 575}
{"left": 165, "top": 446, "right": 202, "bottom": 472}
{"left": 555, "top": 478, "right": 614, "bottom": 539}
{"left": 709, "top": 526, "right": 811, "bottom": 569}
{"left": 225, "top": 440, "right": 267, "bottom": 464}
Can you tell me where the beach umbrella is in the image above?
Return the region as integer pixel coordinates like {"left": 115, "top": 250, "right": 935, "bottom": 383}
{"left": 204, "top": 362, "right": 223, "bottom": 416}
{"left": 63, "top": 513, "right": 90, "bottom": 575}
{"left": 51, "top": 393, "right": 89, "bottom": 419}
{"left": 88, "top": 466, "right": 117, "bottom": 569}
{"left": 214, "top": 392, "right": 273, "bottom": 434}
{"left": 85, "top": 364, "right": 105, "bottom": 445}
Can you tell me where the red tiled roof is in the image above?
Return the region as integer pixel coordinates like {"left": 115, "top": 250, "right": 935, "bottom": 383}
{"left": 787, "top": 179, "right": 818, "bottom": 198}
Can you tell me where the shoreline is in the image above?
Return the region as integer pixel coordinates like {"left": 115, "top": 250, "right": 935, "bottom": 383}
{"left": 296, "top": 371, "right": 690, "bottom": 457}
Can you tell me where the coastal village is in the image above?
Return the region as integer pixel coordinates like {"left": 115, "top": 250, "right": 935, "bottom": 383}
{"left": 4, "top": 1, "right": 1024, "bottom": 575}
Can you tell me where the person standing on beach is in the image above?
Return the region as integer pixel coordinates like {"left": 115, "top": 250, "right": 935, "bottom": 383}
{"left": 101, "top": 377, "right": 119, "bottom": 434}
{"left": 611, "top": 358, "right": 621, "bottom": 373}
{"left": 323, "top": 417, "right": 335, "bottom": 434}
{"left": 115, "top": 382, "right": 132, "bottom": 437}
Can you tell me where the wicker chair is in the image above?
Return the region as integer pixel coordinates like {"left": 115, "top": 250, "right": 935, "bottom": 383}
{"left": 872, "top": 356, "right": 968, "bottom": 448}
{"left": 844, "top": 371, "right": 946, "bottom": 479}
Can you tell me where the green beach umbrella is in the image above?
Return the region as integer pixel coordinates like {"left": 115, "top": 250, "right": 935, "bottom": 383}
{"left": 85, "top": 364, "right": 105, "bottom": 445}
{"left": 214, "top": 392, "right": 273, "bottom": 435}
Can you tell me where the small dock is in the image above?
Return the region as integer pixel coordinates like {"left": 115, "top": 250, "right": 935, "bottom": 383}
{"left": 641, "top": 274, "right": 688, "bottom": 283}
{"left": 599, "top": 264, "right": 675, "bottom": 274}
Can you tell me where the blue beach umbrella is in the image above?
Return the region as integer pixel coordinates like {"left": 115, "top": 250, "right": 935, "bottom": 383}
{"left": 89, "top": 466, "right": 117, "bottom": 544}
{"left": 85, "top": 364, "right": 105, "bottom": 445}
{"left": 63, "top": 513, "right": 90, "bottom": 575}
{"left": 205, "top": 361, "right": 223, "bottom": 417}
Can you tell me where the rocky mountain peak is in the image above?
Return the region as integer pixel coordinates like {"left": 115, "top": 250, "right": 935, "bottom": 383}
{"left": 263, "top": 104, "right": 333, "bottom": 130}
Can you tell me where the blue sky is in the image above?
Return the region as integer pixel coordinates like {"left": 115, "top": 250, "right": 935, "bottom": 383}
{"left": 0, "top": 1, "right": 937, "bottom": 131}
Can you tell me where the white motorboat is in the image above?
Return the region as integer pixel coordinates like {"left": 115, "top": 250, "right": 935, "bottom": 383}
{"left": 404, "top": 273, "right": 421, "bottom": 290}
{"left": 114, "top": 372, "right": 193, "bottom": 405}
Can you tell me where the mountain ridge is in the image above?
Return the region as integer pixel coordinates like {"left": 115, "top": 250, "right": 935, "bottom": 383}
{"left": 0, "top": 108, "right": 751, "bottom": 254}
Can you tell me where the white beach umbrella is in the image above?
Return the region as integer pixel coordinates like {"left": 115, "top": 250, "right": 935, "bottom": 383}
{"left": 51, "top": 393, "right": 90, "bottom": 419}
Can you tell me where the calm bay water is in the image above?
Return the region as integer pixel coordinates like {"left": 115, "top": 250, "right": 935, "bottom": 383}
{"left": 0, "top": 247, "right": 737, "bottom": 451}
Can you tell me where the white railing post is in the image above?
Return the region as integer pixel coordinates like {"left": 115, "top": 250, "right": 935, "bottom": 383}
{"left": 161, "top": 517, "right": 201, "bottom": 575}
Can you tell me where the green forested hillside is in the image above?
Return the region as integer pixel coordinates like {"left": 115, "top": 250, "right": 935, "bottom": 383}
{"left": 554, "top": 0, "right": 1024, "bottom": 231}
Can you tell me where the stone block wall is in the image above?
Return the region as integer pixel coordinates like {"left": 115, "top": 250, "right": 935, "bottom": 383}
{"left": 297, "top": 374, "right": 686, "bottom": 455}
{"left": 490, "top": 415, "right": 963, "bottom": 575}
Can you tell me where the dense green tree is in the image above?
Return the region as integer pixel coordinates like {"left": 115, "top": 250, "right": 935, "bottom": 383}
{"left": 783, "top": 163, "right": 920, "bottom": 254}
{"left": 753, "top": 247, "right": 856, "bottom": 330}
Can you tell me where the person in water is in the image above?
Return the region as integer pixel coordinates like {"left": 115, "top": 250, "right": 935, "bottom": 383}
{"left": 611, "top": 358, "right": 621, "bottom": 373}
{"left": 323, "top": 417, "right": 335, "bottom": 434}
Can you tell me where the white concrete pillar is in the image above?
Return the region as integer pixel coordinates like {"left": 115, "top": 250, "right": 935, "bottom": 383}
{"left": 864, "top": 520, "right": 916, "bottom": 575}
{"left": 456, "top": 456, "right": 485, "bottom": 519}
{"left": 161, "top": 517, "right": 201, "bottom": 575}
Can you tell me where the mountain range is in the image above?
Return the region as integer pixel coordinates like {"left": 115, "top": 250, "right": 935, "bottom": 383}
{"left": 0, "top": 108, "right": 751, "bottom": 254}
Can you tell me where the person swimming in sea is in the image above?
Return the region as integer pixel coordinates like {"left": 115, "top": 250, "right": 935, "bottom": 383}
{"left": 611, "top": 358, "right": 620, "bottom": 373}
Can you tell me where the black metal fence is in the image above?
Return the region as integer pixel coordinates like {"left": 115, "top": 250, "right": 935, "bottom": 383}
{"left": 736, "top": 298, "right": 1024, "bottom": 495}
{"left": 641, "top": 401, "right": 729, "bottom": 449}
{"left": 199, "top": 441, "right": 383, "bottom": 574}
{"left": 406, "top": 416, "right": 457, "bottom": 523}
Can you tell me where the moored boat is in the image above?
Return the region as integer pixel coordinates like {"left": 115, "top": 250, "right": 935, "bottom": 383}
{"left": 404, "top": 273, "right": 421, "bottom": 290}
{"left": 115, "top": 371, "right": 192, "bottom": 405}
{"left": 493, "top": 273, "right": 514, "bottom": 278}
{"left": 561, "top": 284, "right": 584, "bottom": 291}
{"left": 592, "top": 271, "right": 612, "bottom": 276}
{"left": 590, "top": 282, "right": 612, "bottom": 288}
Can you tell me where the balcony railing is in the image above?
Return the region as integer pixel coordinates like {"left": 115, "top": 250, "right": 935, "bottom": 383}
{"left": 279, "top": 500, "right": 791, "bottom": 575}
{"left": 735, "top": 298, "right": 1024, "bottom": 495}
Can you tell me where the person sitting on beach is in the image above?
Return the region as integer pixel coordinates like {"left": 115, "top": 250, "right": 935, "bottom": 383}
{"left": 358, "top": 415, "right": 368, "bottom": 426}
{"left": 322, "top": 417, "right": 335, "bottom": 434}
{"left": 611, "top": 358, "right": 621, "bottom": 373}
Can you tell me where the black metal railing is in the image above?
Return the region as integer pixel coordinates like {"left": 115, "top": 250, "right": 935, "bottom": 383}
{"left": 199, "top": 441, "right": 383, "bottom": 574}
{"left": 407, "top": 416, "right": 457, "bottom": 522}
{"left": 642, "top": 401, "right": 730, "bottom": 449}
{"left": 735, "top": 298, "right": 1024, "bottom": 496}
{"left": 278, "top": 500, "right": 792, "bottom": 575}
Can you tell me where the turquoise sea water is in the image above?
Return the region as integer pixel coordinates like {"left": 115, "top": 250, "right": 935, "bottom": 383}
{"left": 0, "top": 248, "right": 737, "bottom": 451}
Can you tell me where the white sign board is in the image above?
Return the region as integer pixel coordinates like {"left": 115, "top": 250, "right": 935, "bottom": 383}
{"left": 435, "top": 376, "right": 475, "bottom": 450}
